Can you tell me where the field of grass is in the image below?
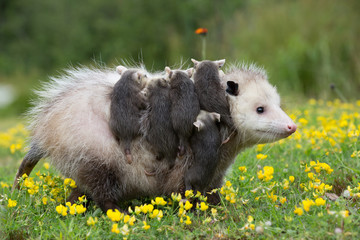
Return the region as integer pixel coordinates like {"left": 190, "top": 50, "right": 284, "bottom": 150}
{"left": 0, "top": 99, "right": 360, "bottom": 239}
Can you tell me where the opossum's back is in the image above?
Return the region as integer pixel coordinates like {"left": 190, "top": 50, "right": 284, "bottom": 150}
{"left": 29, "top": 69, "right": 123, "bottom": 173}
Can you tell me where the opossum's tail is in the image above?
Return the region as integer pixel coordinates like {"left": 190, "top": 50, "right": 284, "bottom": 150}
{"left": 12, "top": 143, "right": 45, "bottom": 191}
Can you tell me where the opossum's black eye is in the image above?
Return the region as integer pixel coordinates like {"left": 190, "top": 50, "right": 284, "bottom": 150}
{"left": 256, "top": 107, "right": 264, "bottom": 114}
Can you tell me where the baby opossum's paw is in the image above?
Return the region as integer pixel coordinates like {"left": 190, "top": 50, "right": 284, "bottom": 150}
{"left": 177, "top": 145, "right": 186, "bottom": 158}
{"left": 124, "top": 149, "right": 132, "bottom": 164}
{"left": 206, "top": 191, "right": 221, "bottom": 205}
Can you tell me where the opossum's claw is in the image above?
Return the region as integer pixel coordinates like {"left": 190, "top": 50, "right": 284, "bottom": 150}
{"left": 221, "top": 136, "right": 231, "bottom": 145}
{"left": 144, "top": 169, "right": 156, "bottom": 176}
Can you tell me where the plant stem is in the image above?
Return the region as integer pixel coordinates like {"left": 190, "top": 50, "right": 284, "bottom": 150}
{"left": 202, "top": 37, "right": 206, "bottom": 60}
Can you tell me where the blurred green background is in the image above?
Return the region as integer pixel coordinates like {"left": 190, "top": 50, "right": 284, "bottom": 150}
{"left": 0, "top": 0, "right": 359, "bottom": 118}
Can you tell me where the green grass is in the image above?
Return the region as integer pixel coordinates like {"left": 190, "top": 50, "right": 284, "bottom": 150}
{"left": 1, "top": 99, "right": 360, "bottom": 239}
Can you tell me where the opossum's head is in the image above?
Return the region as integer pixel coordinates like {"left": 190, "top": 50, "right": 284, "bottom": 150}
{"left": 193, "top": 110, "right": 221, "bottom": 131}
{"left": 191, "top": 59, "right": 225, "bottom": 70}
{"left": 224, "top": 64, "right": 297, "bottom": 145}
{"left": 116, "top": 65, "right": 149, "bottom": 88}
{"left": 164, "top": 66, "right": 193, "bottom": 81}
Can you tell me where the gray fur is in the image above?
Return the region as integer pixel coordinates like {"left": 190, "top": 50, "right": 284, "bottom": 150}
{"left": 109, "top": 70, "right": 147, "bottom": 164}
{"left": 146, "top": 77, "right": 179, "bottom": 167}
{"left": 169, "top": 70, "right": 200, "bottom": 157}
{"left": 185, "top": 111, "right": 221, "bottom": 194}
{"left": 192, "top": 60, "right": 233, "bottom": 128}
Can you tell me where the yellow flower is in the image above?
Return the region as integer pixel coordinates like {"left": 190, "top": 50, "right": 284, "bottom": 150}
{"left": 199, "top": 202, "right": 209, "bottom": 211}
{"left": 258, "top": 166, "right": 274, "bottom": 181}
{"left": 247, "top": 215, "right": 254, "bottom": 223}
{"left": 184, "top": 201, "right": 193, "bottom": 210}
{"left": 238, "top": 166, "right": 247, "bottom": 172}
{"left": 69, "top": 204, "right": 76, "bottom": 215}
{"left": 315, "top": 198, "right": 326, "bottom": 206}
{"left": 267, "top": 191, "right": 277, "bottom": 203}
{"left": 256, "top": 153, "right": 268, "bottom": 160}
{"left": 294, "top": 206, "right": 303, "bottom": 216}
{"left": 185, "top": 215, "right": 192, "bottom": 225}
{"left": 142, "top": 221, "right": 150, "bottom": 230}
{"left": 87, "top": 217, "right": 98, "bottom": 226}
{"left": 7, "top": 199, "right": 17, "bottom": 208}
{"left": 280, "top": 197, "right": 287, "bottom": 204}
{"left": 42, "top": 197, "right": 48, "bottom": 205}
{"left": 151, "top": 197, "right": 167, "bottom": 206}
{"left": 111, "top": 223, "right": 120, "bottom": 234}
{"left": 107, "top": 209, "right": 123, "bottom": 222}
{"left": 149, "top": 209, "right": 159, "bottom": 219}
{"left": 250, "top": 224, "right": 255, "bottom": 230}
{"left": 75, "top": 204, "right": 86, "bottom": 214}
{"left": 1, "top": 182, "right": 9, "bottom": 188}
{"left": 302, "top": 199, "right": 314, "bottom": 212}
{"left": 185, "top": 190, "right": 194, "bottom": 198}
{"left": 128, "top": 215, "right": 136, "bottom": 225}
{"left": 289, "top": 176, "right": 295, "bottom": 183}
{"left": 340, "top": 210, "right": 349, "bottom": 218}
{"left": 211, "top": 208, "right": 217, "bottom": 217}
{"left": 141, "top": 204, "right": 154, "bottom": 214}
{"left": 308, "top": 172, "right": 315, "bottom": 180}
{"left": 171, "top": 193, "right": 182, "bottom": 202}
{"left": 56, "top": 204, "right": 67, "bottom": 216}
{"left": 43, "top": 162, "right": 50, "bottom": 170}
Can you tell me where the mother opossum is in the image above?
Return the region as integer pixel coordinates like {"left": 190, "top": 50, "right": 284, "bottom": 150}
{"left": 12, "top": 63, "right": 297, "bottom": 212}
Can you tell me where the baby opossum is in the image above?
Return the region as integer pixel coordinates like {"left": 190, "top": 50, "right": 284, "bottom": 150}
{"left": 109, "top": 67, "right": 148, "bottom": 164}
{"left": 166, "top": 67, "right": 200, "bottom": 157}
{"left": 145, "top": 76, "right": 179, "bottom": 167}
{"left": 191, "top": 59, "right": 233, "bottom": 129}
{"left": 12, "top": 63, "right": 297, "bottom": 212}
{"left": 184, "top": 111, "right": 221, "bottom": 194}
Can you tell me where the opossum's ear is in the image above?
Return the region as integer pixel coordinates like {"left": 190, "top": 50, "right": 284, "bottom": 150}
{"left": 226, "top": 81, "right": 239, "bottom": 96}
{"left": 165, "top": 66, "right": 173, "bottom": 79}
{"left": 191, "top": 58, "right": 199, "bottom": 69}
{"left": 215, "top": 59, "right": 226, "bottom": 68}
{"left": 219, "top": 69, "right": 225, "bottom": 78}
{"left": 116, "top": 66, "right": 128, "bottom": 75}
{"left": 193, "top": 120, "right": 204, "bottom": 131}
{"left": 210, "top": 112, "right": 221, "bottom": 122}
{"left": 186, "top": 68, "right": 194, "bottom": 78}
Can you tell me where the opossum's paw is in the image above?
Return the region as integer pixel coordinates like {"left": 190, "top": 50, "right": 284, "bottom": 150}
{"left": 125, "top": 149, "right": 133, "bottom": 164}
{"left": 67, "top": 188, "right": 91, "bottom": 208}
{"left": 206, "top": 191, "right": 221, "bottom": 205}
{"left": 98, "top": 200, "right": 127, "bottom": 214}
{"left": 177, "top": 145, "right": 186, "bottom": 158}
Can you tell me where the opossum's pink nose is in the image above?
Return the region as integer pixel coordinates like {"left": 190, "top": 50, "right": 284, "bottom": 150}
{"left": 287, "top": 123, "right": 297, "bottom": 134}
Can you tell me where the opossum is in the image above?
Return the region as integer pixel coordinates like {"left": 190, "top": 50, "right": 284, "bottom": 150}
{"left": 185, "top": 111, "right": 221, "bottom": 194}
{"left": 166, "top": 66, "right": 200, "bottom": 157}
{"left": 191, "top": 59, "right": 233, "bottom": 130}
{"left": 109, "top": 67, "right": 148, "bottom": 164}
{"left": 12, "top": 62, "right": 297, "bottom": 212}
{"left": 145, "top": 75, "right": 179, "bottom": 167}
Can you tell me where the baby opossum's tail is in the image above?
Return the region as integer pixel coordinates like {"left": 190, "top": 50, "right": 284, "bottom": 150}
{"left": 12, "top": 143, "right": 45, "bottom": 191}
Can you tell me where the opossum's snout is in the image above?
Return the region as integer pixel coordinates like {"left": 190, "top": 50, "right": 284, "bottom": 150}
{"left": 286, "top": 122, "right": 297, "bottom": 135}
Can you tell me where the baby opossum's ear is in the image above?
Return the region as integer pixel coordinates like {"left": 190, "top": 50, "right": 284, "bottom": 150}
{"left": 226, "top": 81, "right": 239, "bottom": 96}
{"left": 193, "top": 120, "right": 204, "bottom": 131}
{"left": 191, "top": 58, "right": 199, "bottom": 69}
{"left": 165, "top": 66, "right": 173, "bottom": 79}
{"left": 210, "top": 112, "right": 221, "bottom": 122}
{"left": 116, "top": 66, "right": 128, "bottom": 75}
{"left": 186, "top": 68, "right": 194, "bottom": 78}
{"left": 215, "top": 59, "right": 226, "bottom": 68}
